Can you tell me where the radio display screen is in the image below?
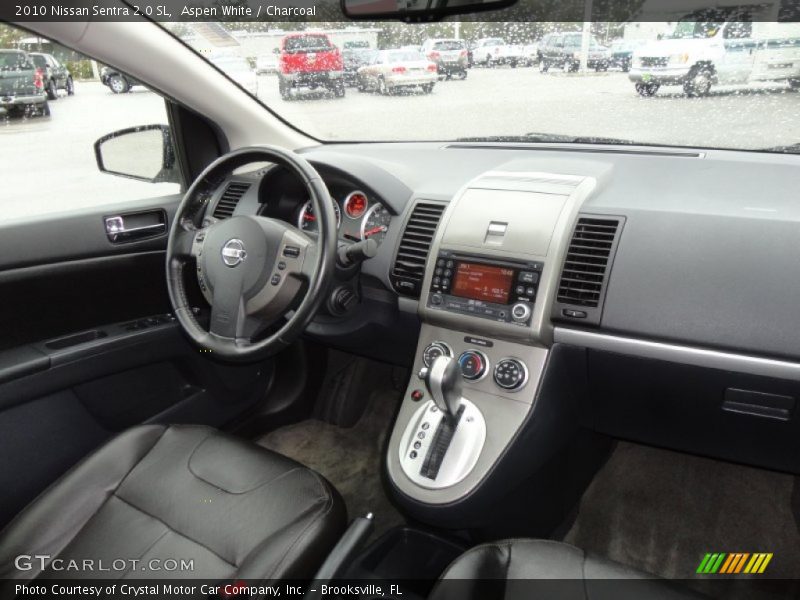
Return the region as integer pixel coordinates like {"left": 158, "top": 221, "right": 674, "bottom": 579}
{"left": 451, "top": 262, "right": 514, "bottom": 304}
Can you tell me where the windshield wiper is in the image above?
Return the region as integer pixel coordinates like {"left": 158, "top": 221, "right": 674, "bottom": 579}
{"left": 760, "top": 143, "right": 800, "bottom": 154}
{"left": 456, "top": 132, "right": 637, "bottom": 145}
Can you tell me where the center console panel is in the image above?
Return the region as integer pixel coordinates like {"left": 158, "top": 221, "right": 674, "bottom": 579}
{"left": 387, "top": 170, "right": 598, "bottom": 509}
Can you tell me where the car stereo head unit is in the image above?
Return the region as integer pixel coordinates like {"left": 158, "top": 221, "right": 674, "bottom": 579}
{"left": 427, "top": 251, "right": 543, "bottom": 325}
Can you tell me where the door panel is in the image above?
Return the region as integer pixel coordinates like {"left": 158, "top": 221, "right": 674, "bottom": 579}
{"left": 0, "top": 200, "right": 277, "bottom": 529}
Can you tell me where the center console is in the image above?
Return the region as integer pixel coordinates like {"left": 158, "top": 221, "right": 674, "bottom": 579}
{"left": 387, "top": 170, "right": 597, "bottom": 506}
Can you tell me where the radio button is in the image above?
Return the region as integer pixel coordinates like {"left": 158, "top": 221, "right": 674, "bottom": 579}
{"left": 511, "top": 302, "right": 532, "bottom": 323}
{"left": 430, "top": 293, "right": 443, "bottom": 306}
{"left": 458, "top": 350, "right": 489, "bottom": 381}
{"left": 519, "top": 271, "right": 539, "bottom": 284}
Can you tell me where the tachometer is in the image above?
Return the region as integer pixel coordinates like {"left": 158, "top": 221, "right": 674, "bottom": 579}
{"left": 298, "top": 199, "right": 341, "bottom": 232}
{"left": 360, "top": 204, "right": 391, "bottom": 245}
{"left": 344, "top": 191, "right": 369, "bottom": 219}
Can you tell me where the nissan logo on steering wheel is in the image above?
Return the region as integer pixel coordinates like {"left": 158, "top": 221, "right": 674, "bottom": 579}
{"left": 221, "top": 239, "right": 247, "bottom": 267}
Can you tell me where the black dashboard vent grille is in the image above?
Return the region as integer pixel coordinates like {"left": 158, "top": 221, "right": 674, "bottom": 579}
{"left": 212, "top": 182, "right": 250, "bottom": 219}
{"left": 391, "top": 201, "right": 446, "bottom": 297}
{"left": 556, "top": 216, "right": 623, "bottom": 318}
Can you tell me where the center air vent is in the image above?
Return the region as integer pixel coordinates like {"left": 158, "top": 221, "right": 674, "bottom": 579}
{"left": 391, "top": 201, "right": 446, "bottom": 297}
{"left": 212, "top": 182, "right": 251, "bottom": 219}
{"left": 555, "top": 215, "right": 624, "bottom": 325}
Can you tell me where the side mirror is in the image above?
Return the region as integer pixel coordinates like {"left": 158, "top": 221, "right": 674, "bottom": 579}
{"left": 94, "top": 125, "right": 180, "bottom": 184}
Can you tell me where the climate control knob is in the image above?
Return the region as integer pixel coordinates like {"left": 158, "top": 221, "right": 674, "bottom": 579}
{"left": 422, "top": 341, "right": 453, "bottom": 367}
{"left": 458, "top": 350, "right": 489, "bottom": 381}
{"left": 493, "top": 358, "right": 528, "bottom": 391}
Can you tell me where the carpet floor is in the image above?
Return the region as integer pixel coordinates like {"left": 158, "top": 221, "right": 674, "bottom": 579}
{"left": 258, "top": 389, "right": 406, "bottom": 539}
{"left": 564, "top": 441, "right": 800, "bottom": 598}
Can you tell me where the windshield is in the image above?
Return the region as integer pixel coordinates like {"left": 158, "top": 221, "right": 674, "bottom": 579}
{"left": 668, "top": 21, "right": 723, "bottom": 39}
{"left": 284, "top": 35, "right": 333, "bottom": 53}
{"left": 163, "top": 21, "right": 799, "bottom": 151}
{"left": 385, "top": 50, "right": 425, "bottom": 63}
{"left": 211, "top": 57, "right": 251, "bottom": 72}
{"left": 434, "top": 41, "right": 464, "bottom": 50}
{"left": 0, "top": 52, "right": 28, "bottom": 70}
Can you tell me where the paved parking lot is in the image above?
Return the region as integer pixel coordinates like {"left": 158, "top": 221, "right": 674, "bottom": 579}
{"left": 1, "top": 67, "right": 798, "bottom": 220}
{"left": 265, "top": 67, "right": 800, "bottom": 148}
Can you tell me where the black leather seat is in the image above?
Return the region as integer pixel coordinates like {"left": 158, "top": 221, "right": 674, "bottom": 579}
{"left": 431, "top": 539, "right": 704, "bottom": 600}
{"left": 0, "top": 424, "right": 345, "bottom": 581}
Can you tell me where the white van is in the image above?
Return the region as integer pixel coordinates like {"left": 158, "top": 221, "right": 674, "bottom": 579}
{"left": 629, "top": 19, "right": 800, "bottom": 96}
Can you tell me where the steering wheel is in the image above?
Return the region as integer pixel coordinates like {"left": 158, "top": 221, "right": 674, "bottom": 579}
{"left": 166, "top": 146, "right": 337, "bottom": 360}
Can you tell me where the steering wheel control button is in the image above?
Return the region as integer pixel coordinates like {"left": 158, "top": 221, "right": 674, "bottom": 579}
{"left": 409, "top": 451, "right": 418, "bottom": 459}
{"left": 277, "top": 261, "right": 286, "bottom": 271}
{"left": 411, "top": 389, "right": 424, "bottom": 402}
{"left": 494, "top": 358, "right": 528, "bottom": 391}
{"left": 458, "top": 350, "right": 489, "bottom": 381}
{"left": 418, "top": 431, "right": 426, "bottom": 439}
{"left": 511, "top": 302, "right": 532, "bottom": 323}
{"left": 271, "top": 274, "right": 281, "bottom": 285}
{"left": 421, "top": 422, "right": 430, "bottom": 430}
{"left": 283, "top": 245, "right": 300, "bottom": 258}
{"left": 422, "top": 341, "right": 453, "bottom": 367}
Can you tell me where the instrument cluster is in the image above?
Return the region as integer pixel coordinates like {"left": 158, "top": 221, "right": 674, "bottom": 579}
{"left": 296, "top": 189, "right": 392, "bottom": 246}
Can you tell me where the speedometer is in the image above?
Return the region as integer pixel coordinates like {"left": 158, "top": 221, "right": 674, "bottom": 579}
{"left": 360, "top": 204, "right": 391, "bottom": 245}
{"left": 298, "top": 200, "right": 341, "bottom": 233}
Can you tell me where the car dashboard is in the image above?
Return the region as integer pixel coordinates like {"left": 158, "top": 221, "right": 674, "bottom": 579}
{"left": 201, "top": 140, "right": 800, "bottom": 507}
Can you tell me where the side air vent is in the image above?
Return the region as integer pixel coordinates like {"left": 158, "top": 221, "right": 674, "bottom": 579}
{"left": 554, "top": 215, "right": 624, "bottom": 325}
{"left": 212, "top": 182, "right": 251, "bottom": 219}
{"left": 391, "top": 201, "right": 446, "bottom": 297}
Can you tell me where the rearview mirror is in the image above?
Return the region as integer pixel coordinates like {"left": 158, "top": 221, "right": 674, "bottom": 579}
{"left": 341, "top": 0, "right": 516, "bottom": 20}
{"left": 94, "top": 125, "right": 180, "bottom": 184}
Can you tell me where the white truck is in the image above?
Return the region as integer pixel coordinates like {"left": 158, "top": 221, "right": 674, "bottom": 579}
{"left": 630, "top": 19, "right": 800, "bottom": 96}
{"left": 471, "top": 38, "right": 525, "bottom": 68}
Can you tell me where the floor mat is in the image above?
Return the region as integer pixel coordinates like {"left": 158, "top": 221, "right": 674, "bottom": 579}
{"left": 258, "top": 390, "right": 406, "bottom": 539}
{"left": 564, "top": 441, "right": 800, "bottom": 598}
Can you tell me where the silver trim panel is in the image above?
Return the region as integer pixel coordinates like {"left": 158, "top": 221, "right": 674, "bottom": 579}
{"left": 554, "top": 328, "right": 800, "bottom": 382}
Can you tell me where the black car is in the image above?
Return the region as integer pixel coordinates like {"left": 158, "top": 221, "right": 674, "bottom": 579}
{"left": 29, "top": 52, "right": 74, "bottom": 99}
{"left": 100, "top": 66, "right": 143, "bottom": 93}
{"left": 342, "top": 41, "right": 374, "bottom": 87}
{"left": 0, "top": 49, "right": 49, "bottom": 117}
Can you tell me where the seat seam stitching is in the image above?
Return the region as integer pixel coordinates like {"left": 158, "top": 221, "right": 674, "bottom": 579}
{"left": 263, "top": 471, "right": 334, "bottom": 580}
{"left": 0, "top": 425, "right": 169, "bottom": 579}
{"left": 112, "top": 493, "right": 237, "bottom": 568}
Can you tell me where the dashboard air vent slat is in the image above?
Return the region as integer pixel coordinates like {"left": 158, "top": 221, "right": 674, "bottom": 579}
{"left": 212, "top": 182, "right": 251, "bottom": 220}
{"left": 391, "top": 201, "right": 446, "bottom": 298}
{"left": 555, "top": 216, "right": 624, "bottom": 325}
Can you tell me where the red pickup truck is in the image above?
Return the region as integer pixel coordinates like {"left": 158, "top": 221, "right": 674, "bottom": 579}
{"left": 277, "top": 33, "right": 345, "bottom": 100}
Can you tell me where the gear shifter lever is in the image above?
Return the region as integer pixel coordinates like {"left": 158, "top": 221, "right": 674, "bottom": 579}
{"left": 418, "top": 355, "right": 462, "bottom": 421}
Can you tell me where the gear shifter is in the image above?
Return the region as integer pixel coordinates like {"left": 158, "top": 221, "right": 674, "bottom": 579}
{"left": 418, "top": 355, "right": 462, "bottom": 421}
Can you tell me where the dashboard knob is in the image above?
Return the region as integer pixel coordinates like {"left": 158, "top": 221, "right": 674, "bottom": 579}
{"left": 422, "top": 341, "right": 453, "bottom": 367}
{"left": 511, "top": 302, "right": 532, "bottom": 323}
{"left": 458, "top": 350, "right": 489, "bottom": 381}
{"left": 493, "top": 358, "right": 528, "bottom": 391}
